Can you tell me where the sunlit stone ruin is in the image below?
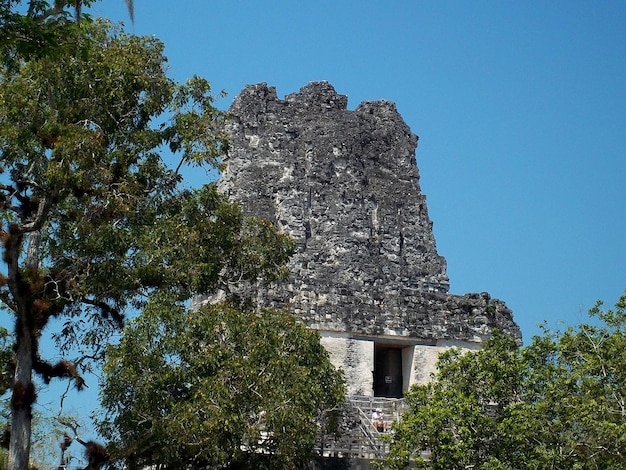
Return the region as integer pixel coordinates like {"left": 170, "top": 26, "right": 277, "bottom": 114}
{"left": 205, "top": 82, "right": 520, "bottom": 467}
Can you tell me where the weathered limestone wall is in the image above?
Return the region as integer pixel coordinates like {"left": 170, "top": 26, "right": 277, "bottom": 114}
{"left": 411, "top": 341, "right": 482, "bottom": 385}
{"left": 218, "top": 81, "right": 520, "bottom": 343}
{"left": 320, "top": 334, "right": 374, "bottom": 396}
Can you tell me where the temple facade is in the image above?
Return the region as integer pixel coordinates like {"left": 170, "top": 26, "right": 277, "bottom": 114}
{"left": 210, "top": 82, "right": 520, "bottom": 398}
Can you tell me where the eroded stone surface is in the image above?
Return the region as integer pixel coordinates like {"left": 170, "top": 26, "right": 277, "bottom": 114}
{"left": 217, "top": 82, "right": 520, "bottom": 342}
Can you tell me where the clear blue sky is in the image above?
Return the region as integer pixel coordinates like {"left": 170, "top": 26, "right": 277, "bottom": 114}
{"left": 29, "top": 0, "right": 626, "bottom": 449}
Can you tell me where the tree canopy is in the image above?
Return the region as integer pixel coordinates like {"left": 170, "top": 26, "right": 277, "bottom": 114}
{"left": 98, "top": 301, "right": 345, "bottom": 469}
{"left": 385, "top": 293, "right": 626, "bottom": 470}
{"left": 0, "top": 7, "right": 295, "bottom": 469}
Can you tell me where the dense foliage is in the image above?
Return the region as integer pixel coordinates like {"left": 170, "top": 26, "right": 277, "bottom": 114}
{"left": 98, "top": 301, "right": 346, "bottom": 469}
{"left": 0, "top": 4, "right": 295, "bottom": 468}
{"left": 385, "top": 293, "right": 626, "bottom": 470}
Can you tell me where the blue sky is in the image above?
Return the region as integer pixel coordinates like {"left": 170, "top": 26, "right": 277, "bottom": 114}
{"left": 22, "top": 0, "right": 626, "bottom": 449}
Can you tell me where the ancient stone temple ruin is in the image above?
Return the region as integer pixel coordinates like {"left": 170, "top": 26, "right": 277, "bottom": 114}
{"left": 216, "top": 82, "right": 520, "bottom": 402}
{"left": 194, "top": 82, "right": 522, "bottom": 464}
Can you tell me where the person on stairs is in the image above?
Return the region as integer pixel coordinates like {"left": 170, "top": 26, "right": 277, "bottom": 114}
{"left": 372, "top": 408, "right": 387, "bottom": 432}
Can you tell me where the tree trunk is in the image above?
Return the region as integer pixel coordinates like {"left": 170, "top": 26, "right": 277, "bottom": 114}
{"left": 8, "top": 320, "right": 34, "bottom": 470}
{"left": 8, "top": 231, "right": 40, "bottom": 470}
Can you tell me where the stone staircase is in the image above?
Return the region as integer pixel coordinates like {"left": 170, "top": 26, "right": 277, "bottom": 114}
{"left": 314, "top": 395, "right": 408, "bottom": 460}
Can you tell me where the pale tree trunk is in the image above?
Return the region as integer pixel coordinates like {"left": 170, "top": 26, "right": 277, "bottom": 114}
{"left": 8, "top": 231, "right": 40, "bottom": 470}
{"left": 8, "top": 325, "right": 33, "bottom": 470}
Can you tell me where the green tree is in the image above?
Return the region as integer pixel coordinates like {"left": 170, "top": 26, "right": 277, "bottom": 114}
{"left": 516, "top": 294, "right": 626, "bottom": 468}
{"left": 1, "top": 1, "right": 99, "bottom": 70}
{"left": 383, "top": 331, "right": 523, "bottom": 470}
{"left": 98, "top": 301, "right": 346, "bottom": 469}
{"left": 0, "top": 13, "right": 294, "bottom": 470}
{"left": 384, "top": 293, "right": 626, "bottom": 470}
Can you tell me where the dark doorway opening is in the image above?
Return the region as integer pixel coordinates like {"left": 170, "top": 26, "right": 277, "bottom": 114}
{"left": 374, "top": 345, "right": 403, "bottom": 398}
